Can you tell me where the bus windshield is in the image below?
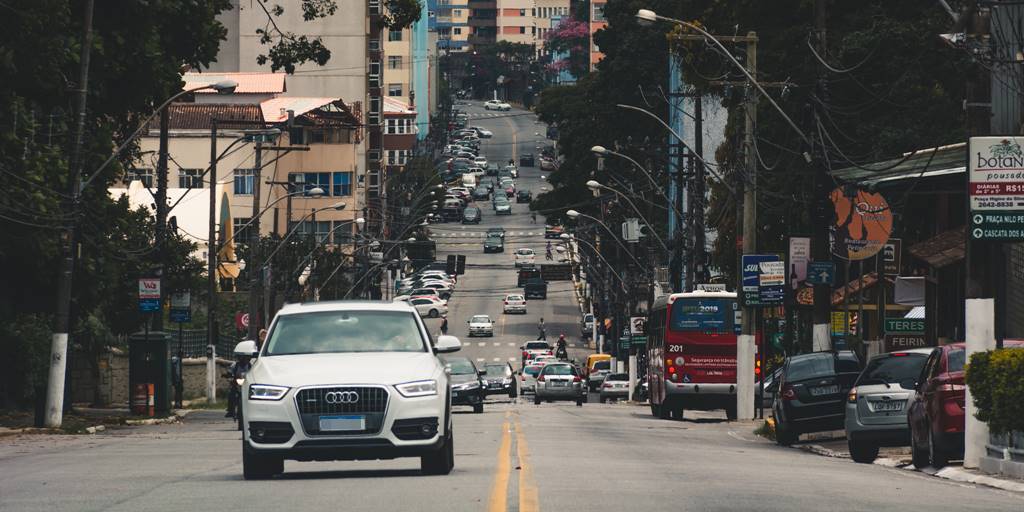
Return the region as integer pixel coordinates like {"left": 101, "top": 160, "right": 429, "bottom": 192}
{"left": 670, "top": 298, "right": 735, "bottom": 333}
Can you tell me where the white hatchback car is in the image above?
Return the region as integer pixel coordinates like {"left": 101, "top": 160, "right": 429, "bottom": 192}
{"left": 503, "top": 293, "right": 527, "bottom": 314}
{"left": 514, "top": 248, "right": 535, "bottom": 267}
{"left": 240, "top": 301, "right": 462, "bottom": 479}
{"left": 484, "top": 99, "right": 511, "bottom": 111}
{"left": 467, "top": 315, "right": 495, "bottom": 337}
{"left": 407, "top": 296, "right": 448, "bottom": 318}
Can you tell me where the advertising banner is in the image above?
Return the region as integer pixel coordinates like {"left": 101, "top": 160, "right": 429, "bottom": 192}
{"left": 831, "top": 188, "right": 893, "bottom": 260}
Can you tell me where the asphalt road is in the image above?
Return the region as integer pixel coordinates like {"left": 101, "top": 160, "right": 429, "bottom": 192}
{"left": 1, "top": 103, "right": 1021, "bottom": 511}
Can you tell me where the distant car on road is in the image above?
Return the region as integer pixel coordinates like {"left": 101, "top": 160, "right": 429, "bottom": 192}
{"left": 467, "top": 314, "right": 495, "bottom": 337}
{"left": 406, "top": 296, "right": 448, "bottom": 318}
{"left": 442, "top": 355, "right": 485, "bottom": 414}
{"left": 581, "top": 313, "right": 594, "bottom": 339}
{"left": 487, "top": 226, "right": 505, "bottom": 239}
{"left": 471, "top": 127, "right": 493, "bottom": 138}
{"left": 521, "top": 340, "right": 552, "bottom": 367}
{"left": 587, "top": 359, "right": 612, "bottom": 391}
{"left": 484, "top": 99, "right": 512, "bottom": 111}
{"left": 462, "top": 206, "right": 481, "bottom": 224}
{"left": 520, "top": 364, "right": 543, "bottom": 394}
{"left": 520, "top": 153, "right": 535, "bottom": 167}
{"left": 523, "top": 278, "right": 547, "bottom": 299}
{"left": 483, "top": 235, "right": 504, "bottom": 253}
{"left": 533, "top": 363, "right": 585, "bottom": 406}
{"left": 516, "top": 190, "right": 532, "bottom": 203}
{"left": 544, "top": 225, "right": 564, "bottom": 239}
{"left": 514, "top": 248, "right": 535, "bottom": 267}
{"left": 482, "top": 362, "right": 516, "bottom": 397}
{"left": 502, "top": 293, "right": 527, "bottom": 314}
{"left": 494, "top": 197, "right": 512, "bottom": 215}
{"left": 845, "top": 349, "right": 931, "bottom": 464}
{"left": 600, "top": 373, "right": 630, "bottom": 403}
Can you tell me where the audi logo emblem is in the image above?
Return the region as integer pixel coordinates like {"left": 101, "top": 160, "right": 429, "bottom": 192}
{"left": 324, "top": 391, "right": 360, "bottom": 404}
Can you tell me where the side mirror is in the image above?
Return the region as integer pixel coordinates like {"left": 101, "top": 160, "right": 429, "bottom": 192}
{"left": 234, "top": 340, "right": 259, "bottom": 358}
{"left": 435, "top": 335, "right": 462, "bottom": 354}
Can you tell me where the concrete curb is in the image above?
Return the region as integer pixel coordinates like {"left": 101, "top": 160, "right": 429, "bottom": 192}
{"left": 124, "top": 409, "right": 192, "bottom": 426}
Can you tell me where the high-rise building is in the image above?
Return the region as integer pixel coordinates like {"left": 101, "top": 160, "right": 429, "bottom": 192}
{"left": 468, "top": 0, "right": 497, "bottom": 48}
{"left": 437, "top": 0, "right": 471, "bottom": 52}
{"left": 589, "top": 0, "right": 607, "bottom": 70}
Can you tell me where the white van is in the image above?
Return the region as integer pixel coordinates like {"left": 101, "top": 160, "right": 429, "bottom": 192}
{"left": 461, "top": 173, "right": 477, "bottom": 189}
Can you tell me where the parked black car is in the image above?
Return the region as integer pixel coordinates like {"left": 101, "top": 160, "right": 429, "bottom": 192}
{"left": 520, "top": 153, "right": 535, "bottom": 167}
{"left": 462, "top": 206, "right": 481, "bottom": 224}
{"left": 772, "top": 351, "right": 862, "bottom": 445}
{"left": 517, "top": 265, "right": 541, "bottom": 286}
{"left": 441, "top": 356, "right": 485, "bottom": 413}
{"left": 516, "top": 190, "right": 532, "bottom": 203}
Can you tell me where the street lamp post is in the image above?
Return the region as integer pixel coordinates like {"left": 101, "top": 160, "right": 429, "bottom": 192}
{"left": 585, "top": 180, "right": 670, "bottom": 253}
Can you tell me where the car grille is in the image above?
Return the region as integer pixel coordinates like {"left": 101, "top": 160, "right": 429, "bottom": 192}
{"left": 294, "top": 386, "right": 389, "bottom": 436}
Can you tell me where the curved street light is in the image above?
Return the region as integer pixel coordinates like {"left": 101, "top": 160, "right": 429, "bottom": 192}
{"left": 563, "top": 234, "right": 628, "bottom": 292}
{"left": 260, "top": 201, "right": 348, "bottom": 265}
{"left": 219, "top": 186, "right": 326, "bottom": 251}
{"left": 565, "top": 210, "right": 648, "bottom": 269}
{"left": 590, "top": 145, "right": 686, "bottom": 222}
{"left": 585, "top": 180, "right": 670, "bottom": 253}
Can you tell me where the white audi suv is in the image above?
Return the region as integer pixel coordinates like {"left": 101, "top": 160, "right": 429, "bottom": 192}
{"left": 240, "top": 301, "right": 463, "bottom": 479}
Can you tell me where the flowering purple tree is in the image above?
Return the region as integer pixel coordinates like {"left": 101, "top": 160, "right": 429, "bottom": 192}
{"left": 544, "top": 18, "right": 590, "bottom": 78}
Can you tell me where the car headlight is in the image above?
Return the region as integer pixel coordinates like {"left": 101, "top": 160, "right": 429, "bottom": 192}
{"left": 502, "top": 378, "right": 512, "bottom": 385}
{"left": 248, "top": 384, "right": 290, "bottom": 401}
{"left": 396, "top": 380, "right": 438, "bottom": 397}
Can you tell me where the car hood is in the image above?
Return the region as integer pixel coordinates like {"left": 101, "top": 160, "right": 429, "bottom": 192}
{"left": 449, "top": 373, "right": 480, "bottom": 386}
{"left": 248, "top": 352, "right": 442, "bottom": 387}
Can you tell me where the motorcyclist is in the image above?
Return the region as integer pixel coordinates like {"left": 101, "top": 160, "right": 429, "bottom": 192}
{"left": 538, "top": 318, "right": 546, "bottom": 340}
{"left": 545, "top": 242, "right": 553, "bottom": 261}
{"left": 224, "top": 344, "right": 254, "bottom": 419}
{"left": 556, "top": 334, "right": 568, "bottom": 360}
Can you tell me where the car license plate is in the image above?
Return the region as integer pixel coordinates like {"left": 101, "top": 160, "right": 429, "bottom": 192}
{"left": 871, "top": 400, "right": 903, "bottom": 412}
{"left": 810, "top": 385, "right": 839, "bottom": 396}
{"left": 319, "top": 415, "right": 365, "bottom": 431}
{"left": 552, "top": 381, "right": 566, "bottom": 387}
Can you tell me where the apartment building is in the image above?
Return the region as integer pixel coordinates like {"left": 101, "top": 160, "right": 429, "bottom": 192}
{"left": 437, "top": 0, "right": 471, "bottom": 52}
{"left": 496, "top": 0, "right": 537, "bottom": 45}
{"left": 384, "top": 27, "right": 414, "bottom": 100}
{"left": 590, "top": 0, "right": 607, "bottom": 70}
{"left": 467, "top": 0, "right": 497, "bottom": 48}
{"left": 534, "top": 0, "right": 569, "bottom": 50}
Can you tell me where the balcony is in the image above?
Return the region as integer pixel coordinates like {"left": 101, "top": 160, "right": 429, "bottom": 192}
{"left": 468, "top": 34, "right": 495, "bottom": 46}
{"left": 468, "top": 16, "right": 496, "bottom": 27}
{"left": 468, "top": 0, "right": 495, "bottom": 7}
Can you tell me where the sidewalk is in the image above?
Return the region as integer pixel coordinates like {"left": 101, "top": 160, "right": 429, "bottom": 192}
{"left": 766, "top": 421, "right": 1024, "bottom": 494}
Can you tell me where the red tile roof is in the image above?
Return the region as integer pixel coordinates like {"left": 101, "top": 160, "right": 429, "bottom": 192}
{"left": 149, "top": 103, "right": 264, "bottom": 131}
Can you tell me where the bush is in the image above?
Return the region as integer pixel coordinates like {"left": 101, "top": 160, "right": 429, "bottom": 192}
{"left": 0, "top": 314, "right": 53, "bottom": 408}
{"left": 965, "top": 348, "right": 1024, "bottom": 435}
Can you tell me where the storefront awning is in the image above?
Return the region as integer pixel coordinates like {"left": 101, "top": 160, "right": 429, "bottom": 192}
{"left": 908, "top": 227, "right": 965, "bottom": 268}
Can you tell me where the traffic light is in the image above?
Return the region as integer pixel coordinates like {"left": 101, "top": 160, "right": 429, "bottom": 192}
{"left": 446, "top": 255, "right": 457, "bottom": 275}
{"left": 456, "top": 254, "right": 466, "bottom": 275}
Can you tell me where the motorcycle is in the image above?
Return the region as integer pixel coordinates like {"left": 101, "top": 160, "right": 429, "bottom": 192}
{"left": 555, "top": 344, "right": 568, "bottom": 360}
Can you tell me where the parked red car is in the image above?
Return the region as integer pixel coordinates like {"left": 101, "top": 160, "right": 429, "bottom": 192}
{"left": 907, "top": 340, "right": 1024, "bottom": 468}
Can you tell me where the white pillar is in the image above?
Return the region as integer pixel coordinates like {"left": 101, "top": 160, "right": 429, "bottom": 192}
{"left": 44, "top": 333, "right": 69, "bottom": 427}
{"left": 206, "top": 345, "right": 217, "bottom": 402}
{"left": 736, "top": 334, "right": 756, "bottom": 420}
{"left": 812, "top": 323, "right": 831, "bottom": 352}
{"left": 964, "top": 298, "right": 995, "bottom": 469}
{"left": 628, "top": 353, "right": 637, "bottom": 402}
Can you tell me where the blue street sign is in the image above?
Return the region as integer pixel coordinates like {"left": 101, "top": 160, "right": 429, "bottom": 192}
{"left": 169, "top": 309, "right": 191, "bottom": 323}
{"left": 139, "top": 299, "right": 161, "bottom": 312}
{"left": 807, "top": 261, "right": 836, "bottom": 285}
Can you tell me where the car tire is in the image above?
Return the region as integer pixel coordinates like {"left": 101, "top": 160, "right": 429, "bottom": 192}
{"left": 911, "top": 427, "right": 930, "bottom": 469}
{"left": 775, "top": 421, "right": 798, "bottom": 446}
{"left": 929, "top": 427, "right": 949, "bottom": 468}
{"left": 473, "top": 403, "right": 483, "bottom": 414}
{"left": 421, "top": 430, "right": 455, "bottom": 475}
{"left": 534, "top": 395, "right": 541, "bottom": 405}
{"left": 849, "top": 439, "right": 879, "bottom": 464}
{"left": 650, "top": 403, "right": 661, "bottom": 418}
{"left": 242, "top": 442, "right": 284, "bottom": 480}
{"left": 576, "top": 398, "right": 583, "bottom": 407}
{"left": 429, "top": 309, "right": 439, "bottom": 318}
{"left": 670, "top": 404, "right": 685, "bottom": 421}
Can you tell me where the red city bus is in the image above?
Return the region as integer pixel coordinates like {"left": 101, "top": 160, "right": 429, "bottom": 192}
{"left": 646, "top": 291, "right": 759, "bottom": 421}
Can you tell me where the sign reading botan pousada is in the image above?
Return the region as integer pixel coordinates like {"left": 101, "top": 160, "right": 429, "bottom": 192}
{"left": 969, "top": 137, "right": 1024, "bottom": 240}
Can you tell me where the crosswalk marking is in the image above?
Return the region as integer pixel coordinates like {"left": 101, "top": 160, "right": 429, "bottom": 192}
{"left": 476, "top": 358, "right": 485, "bottom": 362}
{"left": 477, "top": 342, "right": 486, "bottom": 347}
{"left": 493, "top": 342, "right": 501, "bottom": 347}
{"left": 507, "top": 343, "right": 515, "bottom": 347}
{"left": 508, "top": 357, "right": 517, "bottom": 362}
{"left": 493, "top": 357, "right": 501, "bottom": 362}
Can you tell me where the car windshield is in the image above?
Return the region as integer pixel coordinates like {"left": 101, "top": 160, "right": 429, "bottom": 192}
{"left": 593, "top": 360, "right": 611, "bottom": 370}
{"left": 857, "top": 353, "right": 928, "bottom": 388}
{"left": 525, "top": 341, "right": 549, "bottom": 350}
{"left": 265, "top": 310, "right": 425, "bottom": 355}
{"left": 444, "top": 358, "right": 476, "bottom": 375}
{"left": 786, "top": 354, "right": 835, "bottom": 381}
{"left": 524, "top": 366, "right": 541, "bottom": 377}
{"left": 517, "top": 249, "right": 533, "bottom": 255}
{"left": 606, "top": 373, "right": 628, "bottom": 381}
{"left": 947, "top": 349, "right": 966, "bottom": 372}
{"left": 471, "top": 315, "right": 490, "bottom": 323}
{"left": 507, "top": 295, "right": 524, "bottom": 301}
{"left": 543, "top": 365, "right": 574, "bottom": 376}
{"left": 485, "top": 365, "right": 509, "bottom": 377}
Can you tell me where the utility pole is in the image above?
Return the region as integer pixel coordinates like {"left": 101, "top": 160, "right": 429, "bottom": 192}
{"left": 206, "top": 119, "right": 219, "bottom": 403}
{"left": 45, "top": 0, "right": 95, "bottom": 428}
{"left": 737, "top": 32, "right": 758, "bottom": 421}
{"left": 692, "top": 94, "right": 706, "bottom": 287}
{"left": 153, "top": 107, "right": 170, "bottom": 332}
{"left": 810, "top": 0, "right": 833, "bottom": 352}
{"left": 247, "top": 141, "right": 263, "bottom": 340}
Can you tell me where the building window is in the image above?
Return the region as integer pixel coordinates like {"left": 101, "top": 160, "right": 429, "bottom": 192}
{"left": 388, "top": 29, "right": 402, "bottom": 41}
{"left": 519, "top": 26, "right": 525, "bottom": 34}
{"left": 127, "top": 168, "right": 153, "bottom": 188}
{"left": 452, "top": 9, "right": 461, "bottom": 16}
{"left": 233, "top": 217, "right": 253, "bottom": 245}
{"left": 296, "top": 172, "right": 331, "bottom": 195}
{"left": 332, "top": 171, "right": 353, "bottom": 196}
{"left": 453, "top": 27, "right": 462, "bottom": 35}
{"left": 519, "top": 8, "right": 525, "bottom": 16}
{"left": 386, "top": 118, "right": 412, "bottom": 134}
{"left": 388, "top": 56, "right": 402, "bottom": 69}
{"left": 531, "top": 8, "right": 535, "bottom": 16}
{"left": 386, "top": 150, "right": 410, "bottom": 166}
{"left": 233, "top": 168, "right": 254, "bottom": 195}
{"left": 178, "top": 168, "right": 203, "bottom": 189}
{"left": 388, "top": 83, "right": 403, "bottom": 96}
{"left": 332, "top": 220, "right": 354, "bottom": 243}
{"left": 369, "top": 38, "right": 380, "bottom": 51}
{"left": 593, "top": 4, "right": 606, "bottom": 22}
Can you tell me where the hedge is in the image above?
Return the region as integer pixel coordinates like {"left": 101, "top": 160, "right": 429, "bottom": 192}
{"left": 965, "top": 348, "right": 1024, "bottom": 435}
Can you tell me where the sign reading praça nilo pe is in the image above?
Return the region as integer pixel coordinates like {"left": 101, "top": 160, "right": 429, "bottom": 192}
{"left": 969, "top": 137, "right": 1024, "bottom": 240}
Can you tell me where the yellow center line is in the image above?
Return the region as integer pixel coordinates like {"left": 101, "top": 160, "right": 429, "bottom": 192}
{"left": 514, "top": 414, "right": 539, "bottom": 512}
{"left": 487, "top": 411, "right": 513, "bottom": 512}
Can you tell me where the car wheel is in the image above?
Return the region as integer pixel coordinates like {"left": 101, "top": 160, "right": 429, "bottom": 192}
{"left": 848, "top": 439, "right": 879, "bottom": 464}
{"left": 670, "top": 404, "right": 685, "bottom": 421}
{"left": 775, "top": 421, "right": 797, "bottom": 446}
{"left": 650, "top": 402, "right": 661, "bottom": 418}
{"left": 929, "top": 427, "right": 949, "bottom": 468}
{"left": 576, "top": 398, "right": 583, "bottom": 407}
{"left": 242, "top": 442, "right": 284, "bottom": 480}
{"left": 473, "top": 403, "right": 483, "bottom": 414}
{"left": 429, "top": 309, "right": 439, "bottom": 318}
{"left": 534, "top": 395, "right": 541, "bottom": 405}
{"left": 421, "top": 430, "right": 455, "bottom": 475}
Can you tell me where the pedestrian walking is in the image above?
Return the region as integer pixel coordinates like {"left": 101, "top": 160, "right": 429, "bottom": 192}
{"left": 440, "top": 315, "right": 449, "bottom": 335}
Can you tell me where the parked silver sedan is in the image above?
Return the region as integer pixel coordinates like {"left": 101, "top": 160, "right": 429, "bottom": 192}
{"left": 844, "top": 348, "right": 932, "bottom": 463}
{"left": 533, "top": 363, "right": 585, "bottom": 406}
{"left": 599, "top": 373, "right": 629, "bottom": 403}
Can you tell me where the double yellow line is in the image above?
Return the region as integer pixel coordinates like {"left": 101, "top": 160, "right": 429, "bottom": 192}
{"left": 488, "top": 410, "right": 538, "bottom": 512}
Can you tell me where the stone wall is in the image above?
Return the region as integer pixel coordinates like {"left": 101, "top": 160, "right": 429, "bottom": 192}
{"left": 70, "top": 349, "right": 231, "bottom": 406}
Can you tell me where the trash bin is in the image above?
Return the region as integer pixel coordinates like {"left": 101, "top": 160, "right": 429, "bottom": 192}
{"left": 128, "top": 331, "right": 172, "bottom": 416}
